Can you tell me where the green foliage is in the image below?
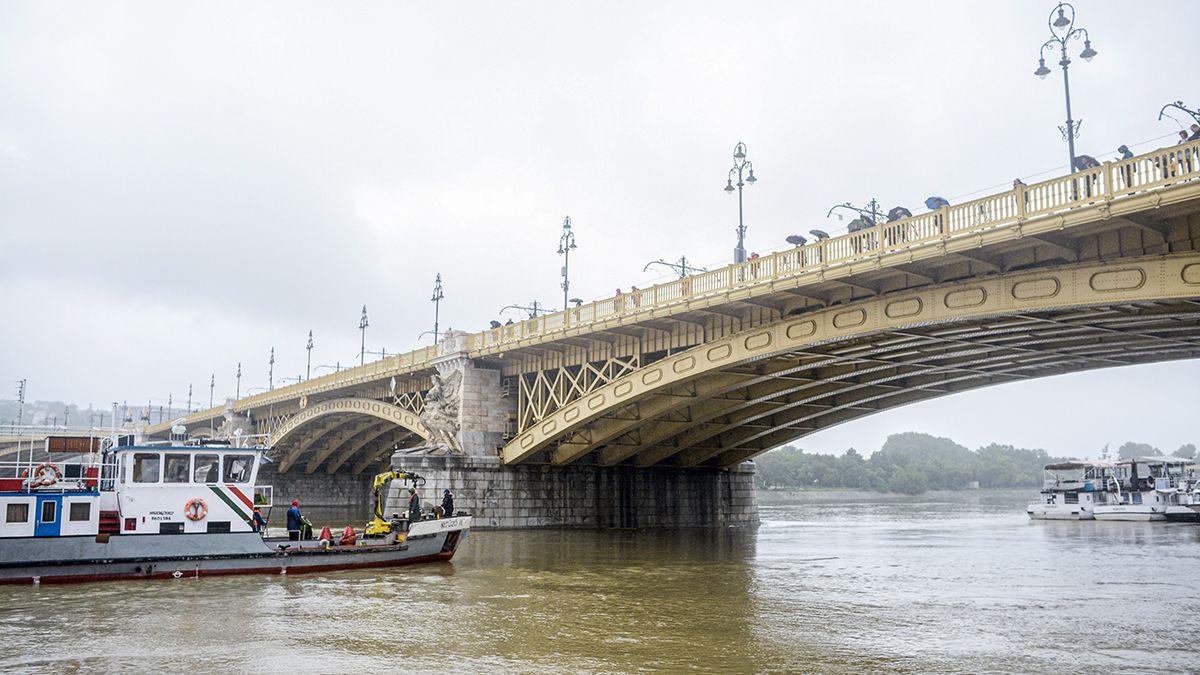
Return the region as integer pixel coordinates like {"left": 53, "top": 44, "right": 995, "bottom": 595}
{"left": 755, "top": 432, "right": 1057, "bottom": 494}
{"left": 1117, "top": 441, "right": 1159, "bottom": 460}
{"left": 1174, "top": 444, "right": 1197, "bottom": 460}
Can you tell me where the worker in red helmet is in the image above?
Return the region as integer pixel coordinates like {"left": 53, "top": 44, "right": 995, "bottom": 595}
{"left": 286, "top": 500, "right": 303, "bottom": 541}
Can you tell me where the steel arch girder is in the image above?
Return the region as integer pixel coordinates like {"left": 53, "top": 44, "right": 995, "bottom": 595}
{"left": 501, "top": 252, "right": 1200, "bottom": 466}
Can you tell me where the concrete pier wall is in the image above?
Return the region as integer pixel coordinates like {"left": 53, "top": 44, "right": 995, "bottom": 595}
{"left": 383, "top": 454, "right": 760, "bottom": 529}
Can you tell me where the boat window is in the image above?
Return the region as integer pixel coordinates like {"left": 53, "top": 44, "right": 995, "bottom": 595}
{"left": 69, "top": 502, "right": 91, "bottom": 522}
{"left": 223, "top": 454, "right": 254, "bottom": 484}
{"left": 132, "top": 453, "right": 161, "bottom": 483}
{"left": 1064, "top": 493, "right": 1079, "bottom": 504}
{"left": 193, "top": 454, "right": 220, "bottom": 484}
{"left": 163, "top": 454, "right": 191, "bottom": 484}
{"left": 5, "top": 503, "right": 29, "bottom": 523}
{"left": 41, "top": 501, "right": 57, "bottom": 524}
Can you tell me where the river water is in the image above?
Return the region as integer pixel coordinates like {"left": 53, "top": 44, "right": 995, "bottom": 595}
{"left": 1, "top": 489, "right": 1197, "bottom": 673}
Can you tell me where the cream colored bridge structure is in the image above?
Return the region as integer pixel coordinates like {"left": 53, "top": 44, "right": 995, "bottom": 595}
{"left": 144, "top": 140, "right": 1200, "bottom": 477}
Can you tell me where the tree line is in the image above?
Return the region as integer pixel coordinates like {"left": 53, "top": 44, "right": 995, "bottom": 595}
{"left": 755, "top": 432, "right": 1197, "bottom": 495}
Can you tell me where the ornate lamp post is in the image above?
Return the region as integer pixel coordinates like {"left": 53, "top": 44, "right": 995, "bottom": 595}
{"left": 358, "top": 305, "right": 369, "bottom": 365}
{"left": 1033, "top": 2, "right": 1097, "bottom": 172}
{"left": 268, "top": 347, "right": 275, "bottom": 391}
{"left": 209, "top": 374, "right": 215, "bottom": 410}
{"left": 723, "top": 141, "right": 757, "bottom": 263}
{"left": 306, "top": 330, "right": 314, "bottom": 380}
{"left": 430, "top": 274, "right": 444, "bottom": 345}
{"left": 235, "top": 362, "right": 242, "bottom": 399}
{"left": 557, "top": 216, "right": 577, "bottom": 311}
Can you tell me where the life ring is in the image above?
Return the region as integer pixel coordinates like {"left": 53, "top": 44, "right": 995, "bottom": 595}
{"left": 27, "top": 463, "right": 62, "bottom": 488}
{"left": 184, "top": 497, "right": 208, "bottom": 521}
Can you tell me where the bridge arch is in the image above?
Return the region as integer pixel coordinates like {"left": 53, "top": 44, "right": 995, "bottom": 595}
{"left": 503, "top": 253, "right": 1200, "bottom": 468}
{"left": 270, "top": 397, "right": 429, "bottom": 474}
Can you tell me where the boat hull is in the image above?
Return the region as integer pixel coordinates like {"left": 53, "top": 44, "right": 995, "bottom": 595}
{"left": 1026, "top": 503, "right": 1094, "bottom": 520}
{"left": 0, "top": 517, "right": 471, "bottom": 585}
{"left": 1092, "top": 506, "right": 1165, "bottom": 522}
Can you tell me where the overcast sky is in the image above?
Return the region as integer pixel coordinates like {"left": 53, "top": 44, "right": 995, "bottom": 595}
{"left": 2, "top": 1, "right": 1197, "bottom": 458}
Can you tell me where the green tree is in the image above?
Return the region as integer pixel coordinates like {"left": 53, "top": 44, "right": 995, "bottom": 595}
{"left": 1174, "top": 443, "right": 1197, "bottom": 460}
{"left": 1117, "top": 441, "right": 1159, "bottom": 460}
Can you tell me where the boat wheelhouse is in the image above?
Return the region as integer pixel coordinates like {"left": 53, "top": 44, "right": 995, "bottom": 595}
{"left": 1026, "top": 461, "right": 1113, "bottom": 520}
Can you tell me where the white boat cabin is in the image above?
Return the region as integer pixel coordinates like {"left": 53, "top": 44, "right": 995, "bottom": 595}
{"left": 0, "top": 441, "right": 272, "bottom": 539}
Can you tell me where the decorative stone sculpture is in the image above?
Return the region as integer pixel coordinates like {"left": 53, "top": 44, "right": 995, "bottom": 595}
{"left": 419, "top": 368, "right": 464, "bottom": 455}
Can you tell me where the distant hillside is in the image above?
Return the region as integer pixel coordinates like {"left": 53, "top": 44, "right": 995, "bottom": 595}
{"left": 755, "top": 432, "right": 1062, "bottom": 494}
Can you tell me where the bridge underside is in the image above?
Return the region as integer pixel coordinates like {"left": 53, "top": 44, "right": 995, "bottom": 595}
{"left": 600, "top": 298, "right": 1200, "bottom": 469}
{"left": 270, "top": 414, "right": 424, "bottom": 475}
{"left": 507, "top": 254, "right": 1200, "bottom": 469}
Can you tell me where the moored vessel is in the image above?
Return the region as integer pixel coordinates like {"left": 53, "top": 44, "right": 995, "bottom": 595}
{"left": 1026, "top": 461, "right": 1112, "bottom": 520}
{"left": 0, "top": 434, "right": 470, "bottom": 584}
{"left": 1092, "top": 457, "right": 1191, "bottom": 522}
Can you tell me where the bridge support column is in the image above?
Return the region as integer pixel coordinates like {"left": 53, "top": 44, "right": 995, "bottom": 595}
{"left": 385, "top": 454, "right": 760, "bottom": 529}
{"left": 456, "top": 361, "right": 513, "bottom": 456}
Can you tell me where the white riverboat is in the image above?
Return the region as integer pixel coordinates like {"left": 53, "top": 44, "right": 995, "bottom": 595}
{"left": 1026, "top": 461, "right": 1112, "bottom": 520}
{"left": 1092, "top": 457, "right": 1192, "bottom": 522}
{"left": 0, "top": 434, "right": 470, "bottom": 584}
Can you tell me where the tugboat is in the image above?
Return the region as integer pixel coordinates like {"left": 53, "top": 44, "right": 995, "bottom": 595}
{"left": 1026, "top": 461, "right": 1113, "bottom": 520}
{"left": 0, "top": 434, "right": 470, "bottom": 584}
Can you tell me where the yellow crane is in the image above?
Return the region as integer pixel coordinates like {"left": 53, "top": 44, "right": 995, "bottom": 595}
{"left": 364, "top": 468, "right": 426, "bottom": 537}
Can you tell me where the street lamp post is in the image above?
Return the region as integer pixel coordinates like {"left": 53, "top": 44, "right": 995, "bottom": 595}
{"left": 827, "top": 199, "right": 887, "bottom": 226}
{"left": 500, "top": 302, "right": 548, "bottom": 320}
{"left": 187, "top": 383, "right": 192, "bottom": 414}
{"left": 268, "top": 347, "right": 275, "bottom": 391}
{"left": 430, "top": 275, "right": 444, "bottom": 345}
{"left": 306, "top": 330, "right": 314, "bottom": 380}
{"left": 557, "top": 216, "right": 577, "bottom": 310}
{"left": 236, "top": 362, "right": 242, "bottom": 399}
{"left": 643, "top": 256, "right": 707, "bottom": 278}
{"left": 1033, "top": 2, "right": 1097, "bottom": 172}
{"left": 723, "top": 141, "right": 757, "bottom": 263}
{"left": 359, "top": 305, "right": 369, "bottom": 365}
{"left": 15, "top": 379, "right": 26, "bottom": 428}
{"left": 209, "top": 374, "right": 215, "bottom": 410}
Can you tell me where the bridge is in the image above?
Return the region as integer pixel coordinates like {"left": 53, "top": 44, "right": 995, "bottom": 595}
{"left": 13, "top": 140, "right": 1200, "bottom": 527}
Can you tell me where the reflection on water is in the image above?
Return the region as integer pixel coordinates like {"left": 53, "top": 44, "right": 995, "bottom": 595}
{"left": 1, "top": 490, "right": 1197, "bottom": 673}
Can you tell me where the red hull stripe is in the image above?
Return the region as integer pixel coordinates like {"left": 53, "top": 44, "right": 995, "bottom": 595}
{"left": 0, "top": 551, "right": 458, "bottom": 585}
{"left": 227, "top": 485, "right": 254, "bottom": 509}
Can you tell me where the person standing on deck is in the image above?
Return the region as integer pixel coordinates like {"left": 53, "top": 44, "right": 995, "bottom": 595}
{"left": 248, "top": 506, "right": 267, "bottom": 533}
{"left": 407, "top": 486, "right": 422, "bottom": 525}
{"left": 287, "top": 500, "right": 303, "bottom": 540}
{"left": 441, "top": 489, "right": 454, "bottom": 518}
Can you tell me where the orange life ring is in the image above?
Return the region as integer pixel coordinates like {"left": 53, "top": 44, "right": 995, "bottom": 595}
{"left": 184, "top": 497, "right": 208, "bottom": 521}
{"left": 28, "top": 463, "right": 62, "bottom": 488}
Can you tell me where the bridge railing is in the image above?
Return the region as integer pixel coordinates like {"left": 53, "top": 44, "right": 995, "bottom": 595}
{"left": 471, "top": 138, "right": 1200, "bottom": 351}
{"left": 169, "top": 140, "right": 1200, "bottom": 419}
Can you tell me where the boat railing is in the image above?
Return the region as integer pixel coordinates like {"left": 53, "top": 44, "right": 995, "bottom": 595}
{"left": 0, "top": 458, "right": 118, "bottom": 494}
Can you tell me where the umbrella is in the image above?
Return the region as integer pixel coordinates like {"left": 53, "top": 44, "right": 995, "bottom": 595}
{"left": 887, "top": 206, "right": 912, "bottom": 222}
{"left": 785, "top": 234, "right": 807, "bottom": 246}
{"left": 925, "top": 196, "right": 949, "bottom": 210}
{"left": 808, "top": 229, "right": 830, "bottom": 240}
